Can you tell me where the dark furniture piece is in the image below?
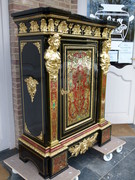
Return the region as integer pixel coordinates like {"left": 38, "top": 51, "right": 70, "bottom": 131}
{"left": 12, "top": 7, "right": 117, "bottom": 178}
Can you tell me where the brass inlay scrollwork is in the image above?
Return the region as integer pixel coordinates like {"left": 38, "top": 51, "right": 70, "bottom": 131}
{"left": 25, "top": 122, "right": 30, "bottom": 134}
{"left": 19, "top": 23, "right": 27, "bottom": 33}
{"left": 69, "top": 132, "right": 98, "bottom": 157}
{"left": 61, "top": 88, "right": 69, "bottom": 95}
{"left": 72, "top": 24, "right": 81, "bottom": 35}
{"left": 44, "top": 33, "right": 61, "bottom": 78}
{"left": 37, "top": 131, "right": 43, "bottom": 140}
{"left": 48, "top": 19, "right": 54, "bottom": 32}
{"left": 30, "top": 21, "right": 39, "bottom": 32}
{"left": 33, "top": 42, "right": 41, "bottom": 54}
{"left": 20, "top": 42, "right": 27, "bottom": 53}
{"left": 24, "top": 76, "right": 39, "bottom": 102}
{"left": 40, "top": 19, "right": 47, "bottom": 32}
{"left": 25, "top": 122, "right": 43, "bottom": 140}
{"left": 100, "top": 39, "right": 111, "bottom": 75}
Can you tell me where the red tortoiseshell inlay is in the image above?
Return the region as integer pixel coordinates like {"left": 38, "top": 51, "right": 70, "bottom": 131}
{"left": 101, "top": 74, "right": 106, "bottom": 119}
{"left": 52, "top": 151, "right": 67, "bottom": 175}
{"left": 20, "top": 121, "right": 109, "bottom": 154}
{"left": 21, "top": 135, "right": 64, "bottom": 154}
{"left": 99, "top": 120, "right": 108, "bottom": 127}
{"left": 101, "top": 127, "right": 111, "bottom": 144}
{"left": 50, "top": 78, "right": 58, "bottom": 142}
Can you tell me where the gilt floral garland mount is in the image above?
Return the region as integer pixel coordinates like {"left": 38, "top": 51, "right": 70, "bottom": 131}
{"left": 69, "top": 132, "right": 98, "bottom": 157}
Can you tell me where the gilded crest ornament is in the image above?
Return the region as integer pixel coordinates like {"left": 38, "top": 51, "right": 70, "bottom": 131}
{"left": 44, "top": 33, "right": 61, "bottom": 78}
{"left": 30, "top": 21, "right": 39, "bottom": 32}
{"left": 58, "top": 21, "right": 68, "bottom": 33}
{"left": 40, "top": 19, "right": 47, "bottom": 32}
{"left": 19, "top": 23, "right": 27, "bottom": 33}
{"left": 84, "top": 26, "right": 91, "bottom": 35}
{"left": 72, "top": 24, "right": 81, "bottom": 35}
{"left": 94, "top": 28, "right": 101, "bottom": 37}
{"left": 69, "top": 132, "right": 98, "bottom": 157}
{"left": 102, "top": 28, "right": 112, "bottom": 38}
{"left": 48, "top": 19, "right": 54, "bottom": 32}
{"left": 100, "top": 39, "right": 111, "bottom": 75}
{"left": 24, "top": 76, "right": 39, "bottom": 102}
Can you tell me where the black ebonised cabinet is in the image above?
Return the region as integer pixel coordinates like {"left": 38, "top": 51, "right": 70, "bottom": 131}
{"left": 12, "top": 7, "right": 117, "bottom": 178}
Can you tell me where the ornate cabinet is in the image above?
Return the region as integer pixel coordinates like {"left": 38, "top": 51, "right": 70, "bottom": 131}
{"left": 12, "top": 7, "right": 117, "bottom": 178}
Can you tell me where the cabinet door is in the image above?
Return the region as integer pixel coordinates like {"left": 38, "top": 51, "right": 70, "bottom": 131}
{"left": 59, "top": 39, "right": 98, "bottom": 139}
{"left": 20, "top": 39, "right": 44, "bottom": 143}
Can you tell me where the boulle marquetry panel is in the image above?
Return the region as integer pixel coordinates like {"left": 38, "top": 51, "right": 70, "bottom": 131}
{"left": 60, "top": 40, "right": 98, "bottom": 139}
{"left": 12, "top": 7, "right": 117, "bottom": 178}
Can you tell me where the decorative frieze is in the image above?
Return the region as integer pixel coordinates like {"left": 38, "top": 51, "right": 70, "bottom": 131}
{"left": 18, "top": 19, "right": 103, "bottom": 38}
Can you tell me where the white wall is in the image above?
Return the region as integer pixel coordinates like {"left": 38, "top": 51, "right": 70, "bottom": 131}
{"left": 0, "top": 0, "right": 15, "bottom": 151}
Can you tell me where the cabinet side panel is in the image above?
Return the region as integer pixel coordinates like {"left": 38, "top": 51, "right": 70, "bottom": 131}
{"left": 19, "top": 38, "right": 45, "bottom": 144}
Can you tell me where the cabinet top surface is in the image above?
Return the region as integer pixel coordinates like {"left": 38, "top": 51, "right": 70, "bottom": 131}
{"left": 12, "top": 7, "right": 117, "bottom": 27}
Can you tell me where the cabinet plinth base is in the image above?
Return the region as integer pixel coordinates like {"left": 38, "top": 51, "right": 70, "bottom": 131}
{"left": 19, "top": 121, "right": 111, "bottom": 178}
{"left": 19, "top": 142, "right": 68, "bottom": 178}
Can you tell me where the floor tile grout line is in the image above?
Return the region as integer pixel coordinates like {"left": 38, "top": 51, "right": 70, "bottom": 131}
{"left": 99, "top": 146, "right": 135, "bottom": 180}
